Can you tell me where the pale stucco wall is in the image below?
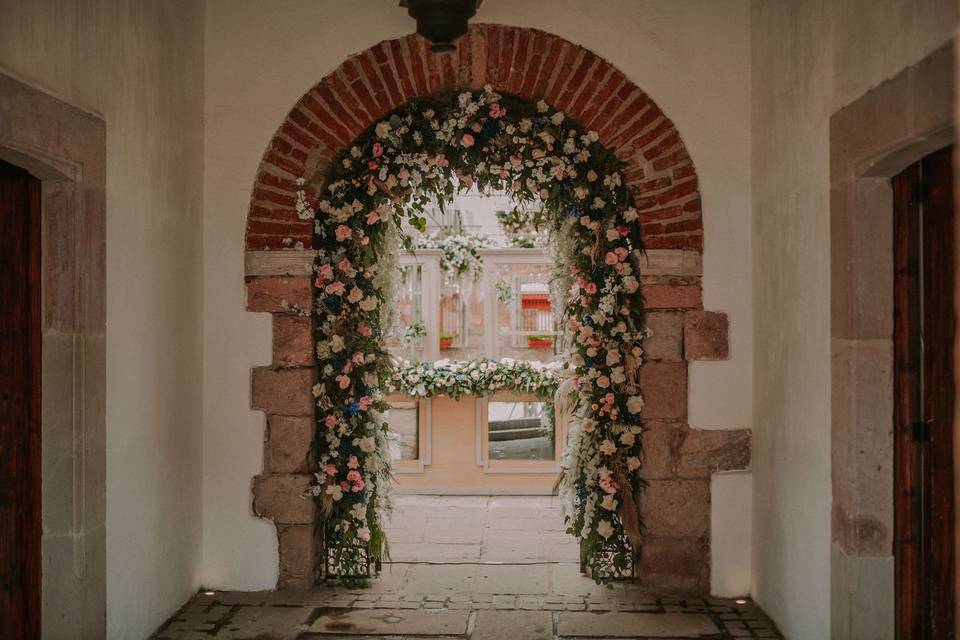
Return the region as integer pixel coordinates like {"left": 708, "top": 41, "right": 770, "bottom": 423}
{"left": 203, "top": 0, "right": 754, "bottom": 594}
{"left": 0, "top": 1, "right": 205, "bottom": 638}
{"left": 750, "top": 0, "right": 956, "bottom": 638}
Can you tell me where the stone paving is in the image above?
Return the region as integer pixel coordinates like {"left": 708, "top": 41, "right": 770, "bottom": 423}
{"left": 153, "top": 497, "right": 783, "bottom": 639}
{"left": 383, "top": 495, "right": 578, "bottom": 563}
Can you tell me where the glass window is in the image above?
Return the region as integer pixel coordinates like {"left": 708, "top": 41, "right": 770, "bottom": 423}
{"left": 491, "top": 260, "right": 558, "bottom": 362}
{"left": 487, "top": 400, "right": 555, "bottom": 461}
{"left": 385, "top": 398, "right": 419, "bottom": 461}
{"left": 438, "top": 276, "right": 485, "bottom": 360}
{"left": 385, "top": 264, "right": 425, "bottom": 361}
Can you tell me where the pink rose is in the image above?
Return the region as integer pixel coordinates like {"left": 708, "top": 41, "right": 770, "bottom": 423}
{"left": 325, "top": 281, "right": 346, "bottom": 296}
{"left": 338, "top": 258, "right": 352, "bottom": 272}
{"left": 347, "top": 455, "right": 359, "bottom": 469}
{"left": 367, "top": 160, "right": 378, "bottom": 170}
{"left": 359, "top": 396, "right": 373, "bottom": 410}
{"left": 585, "top": 283, "right": 598, "bottom": 295}
{"left": 489, "top": 102, "right": 506, "bottom": 118}
{"left": 358, "top": 322, "right": 372, "bottom": 337}
{"left": 324, "top": 415, "right": 337, "bottom": 429}
{"left": 318, "top": 263, "right": 334, "bottom": 280}
{"left": 324, "top": 463, "right": 337, "bottom": 476}
{"left": 346, "top": 470, "right": 361, "bottom": 483}
{"left": 366, "top": 211, "right": 380, "bottom": 225}
{"left": 360, "top": 236, "right": 369, "bottom": 245}
{"left": 336, "top": 374, "right": 350, "bottom": 389}
{"left": 340, "top": 481, "right": 350, "bottom": 492}
{"left": 461, "top": 133, "right": 475, "bottom": 147}
{"left": 352, "top": 479, "right": 364, "bottom": 492}
{"left": 335, "top": 225, "right": 352, "bottom": 241}
{"left": 605, "top": 252, "right": 619, "bottom": 266}
{"left": 372, "top": 142, "right": 383, "bottom": 157}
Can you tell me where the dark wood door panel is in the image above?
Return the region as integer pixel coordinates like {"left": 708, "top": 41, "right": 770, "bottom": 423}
{"left": 893, "top": 145, "right": 956, "bottom": 640}
{"left": 0, "top": 159, "right": 42, "bottom": 638}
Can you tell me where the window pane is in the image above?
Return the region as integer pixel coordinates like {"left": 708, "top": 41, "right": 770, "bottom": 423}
{"left": 386, "top": 265, "right": 424, "bottom": 361}
{"left": 493, "top": 261, "right": 557, "bottom": 362}
{"left": 386, "top": 399, "right": 419, "bottom": 461}
{"left": 439, "top": 276, "right": 485, "bottom": 360}
{"left": 487, "top": 401, "right": 554, "bottom": 461}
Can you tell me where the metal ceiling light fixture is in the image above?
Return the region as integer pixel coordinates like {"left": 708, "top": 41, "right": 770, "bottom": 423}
{"left": 400, "top": 0, "right": 482, "bottom": 54}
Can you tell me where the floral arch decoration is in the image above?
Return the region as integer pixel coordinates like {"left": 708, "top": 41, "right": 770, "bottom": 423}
{"left": 299, "top": 86, "right": 649, "bottom": 581}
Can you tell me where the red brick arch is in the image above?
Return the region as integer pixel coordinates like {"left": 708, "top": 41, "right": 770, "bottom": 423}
{"left": 245, "top": 24, "right": 703, "bottom": 253}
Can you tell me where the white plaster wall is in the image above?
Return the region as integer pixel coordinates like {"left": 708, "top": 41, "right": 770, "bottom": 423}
{"left": 203, "top": 0, "right": 753, "bottom": 593}
{"left": 750, "top": 0, "right": 956, "bottom": 637}
{"left": 0, "top": 2, "right": 205, "bottom": 638}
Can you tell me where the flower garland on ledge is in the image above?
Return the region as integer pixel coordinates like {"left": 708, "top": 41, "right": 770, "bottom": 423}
{"left": 388, "top": 357, "right": 562, "bottom": 399}
{"left": 301, "top": 86, "right": 648, "bottom": 582}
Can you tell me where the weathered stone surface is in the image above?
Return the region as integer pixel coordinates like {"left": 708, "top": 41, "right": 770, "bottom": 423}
{"left": 831, "top": 338, "right": 894, "bottom": 556}
{"left": 476, "top": 565, "right": 552, "bottom": 595}
{"left": 273, "top": 314, "right": 313, "bottom": 367}
{"left": 216, "top": 605, "right": 308, "bottom": 639}
{"left": 639, "top": 362, "right": 687, "bottom": 420}
{"left": 642, "top": 312, "right": 683, "bottom": 361}
{"left": 251, "top": 366, "right": 314, "bottom": 416}
{"left": 245, "top": 249, "right": 316, "bottom": 277}
{"left": 558, "top": 611, "right": 717, "bottom": 637}
{"left": 637, "top": 535, "right": 709, "bottom": 594}
{"left": 683, "top": 310, "right": 729, "bottom": 360}
{"left": 639, "top": 479, "right": 710, "bottom": 538}
{"left": 265, "top": 415, "right": 314, "bottom": 473}
{"left": 473, "top": 610, "right": 552, "bottom": 640}
{"left": 830, "top": 179, "right": 894, "bottom": 341}
{"left": 252, "top": 474, "right": 315, "bottom": 524}
{"left": 277, "top": 524, "right": 317, "bottom": 589}
{"left": 643, "top": 283, "right": 702, "bottom": 310}
{"left": 246, "top": 276, "right": 311, "bottom": 312}
{"left": 676, "top": 428, "right": 751, "bottom": 478}
{"left": 638, "top": 421, "right": 682, "bottom": 480}
{"left": 307, "top": 608, "right": 469, "bottom": 635}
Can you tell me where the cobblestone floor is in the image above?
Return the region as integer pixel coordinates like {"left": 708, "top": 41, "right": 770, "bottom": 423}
{"left": 153, "top": 497, "right": 783, "bottom": 639}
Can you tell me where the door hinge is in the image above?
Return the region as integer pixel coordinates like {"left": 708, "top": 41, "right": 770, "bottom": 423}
{"left": 910, "top": 181, "right": 930, "bottom": 204}
{"left": 911, "top": 420, "right": 932, "bottom": 443}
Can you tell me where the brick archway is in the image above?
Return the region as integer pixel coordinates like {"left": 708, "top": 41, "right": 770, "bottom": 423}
{"left": 244, "top": 24, "right": 702, "bottom": 253}
{"left": 245, "top": 25, "right": 748, "bottom": 593}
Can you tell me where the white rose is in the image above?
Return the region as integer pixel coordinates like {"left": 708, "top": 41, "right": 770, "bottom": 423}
{"left": 606, "top": 350, "right": 621, "bottom": 366}
{"left": 359, "top": 436, "right": 376, "bottom": 453}
{"left": 596, "top": 520, "right": 614, "bottom": 539}
{"left": 627, "top": 395, "right": 644, "bottom": 415}
{"left": 599, "top": 440, "right": 616, "bottom": 455}
{"left": 325, "top": 484, "right": 343, "bottom": 501}
{"left": 619, "top": 431, "right": 635, "bottom": 446}
{"left": 627, "top": 456, "right": 642, "bottom": 471}
{"left": 600, "top": 494, "right": 618, "bottom": 511}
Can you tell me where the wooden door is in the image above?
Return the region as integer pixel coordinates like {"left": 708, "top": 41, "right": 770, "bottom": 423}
{"left": 0, "top": 159, "right": 42, "bottom": 637}
{"left": 893, "top": 145, "right": 956, "bottom": 640}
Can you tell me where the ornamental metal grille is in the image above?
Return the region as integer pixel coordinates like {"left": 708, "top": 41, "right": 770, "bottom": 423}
{"left": 580, "top": 532, "right": 637, "bottom": 582}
